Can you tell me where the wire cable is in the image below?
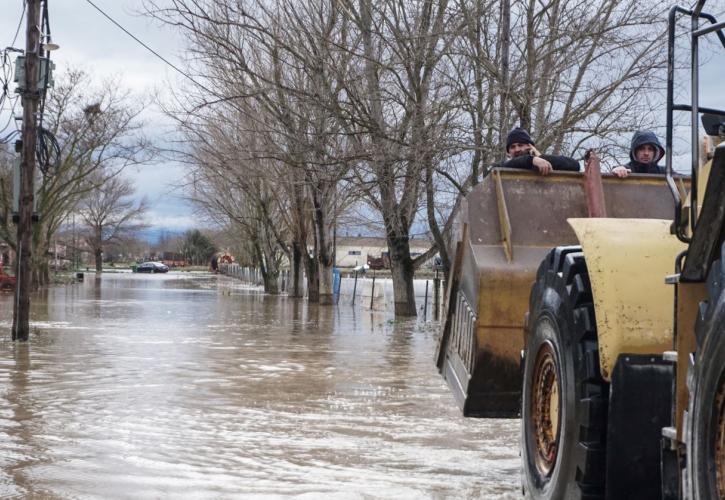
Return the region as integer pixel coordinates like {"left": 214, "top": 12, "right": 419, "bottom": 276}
{"left": 0, "top": 52, "right": 10, "bottom": 110}
{"left": 8, "top": 2, "right": 27, "bottom": 50}
{"left": 2, "top": 2, "right": 27, "bottom": 136}
{"left": 0, "top": 129, "right": 20, "bottom": 145}
{"left": 37, "top": 0, "right": 52, "bottom": 132}
{"left": 0, "top": 94, "right": 20, "bottom": 136}
{"left": 2, "top": 2, "right": 26, "bottom": 126}
{"left": 82, "top": 0, "right": 217, "bottom": 96}
{"left": 36, "top": 126, "right": 60, "bottom": 175}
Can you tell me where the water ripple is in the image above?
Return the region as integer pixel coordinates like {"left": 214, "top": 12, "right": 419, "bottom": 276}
{"left": 0, "top": 273, "right": 520, "bottom": 498}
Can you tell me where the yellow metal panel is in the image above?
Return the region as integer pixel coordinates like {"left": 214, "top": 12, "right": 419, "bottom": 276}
{"left": 475, "top": 264, "right": 532, "bottom": 372}
{"left": 568, "top": 218, "right": 687, "bottom": 381}
{"left": 492, "top": 170, "right": 513, "bottom": 262}
{"left": 675, "top": 282, "right": 706, "bottom": 440}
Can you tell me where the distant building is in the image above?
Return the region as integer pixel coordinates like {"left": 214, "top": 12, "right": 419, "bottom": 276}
{"left": 334, "top": 236, "right": 432, "bottom": 269}
{"left": 48, "top": 241, "right": 71, "bottom": 271}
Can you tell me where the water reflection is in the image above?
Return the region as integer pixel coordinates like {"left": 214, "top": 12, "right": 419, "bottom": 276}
{"left": 0, "top": 273, "right": 519, "bottom": 499}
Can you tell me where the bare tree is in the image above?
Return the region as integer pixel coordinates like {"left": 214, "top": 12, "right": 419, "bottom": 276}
{"left": 146, "top": 0, "right": 358, "bottom": 304}
{"left": 144, "top": 0, "right": 671, "bottom": 315}
{"left": 0, "top": 147, "right": 14, "bottom": 241}
{"left": 515, "top": 0, "right": 666, "bottom": 154}
{"left": 0, "top": 69, "right": 152, "bottom": 285}
{"left": 175, "top": 106, "right": 290, "bottom": 294}
{"left": 426, "top": 0, "right": 670, "bottom": 276}
{"left": 319, "top": 0, "right": 457, "bottom": 316}
{"left": 78, "top": 173, "right": 148, "bottom": 272}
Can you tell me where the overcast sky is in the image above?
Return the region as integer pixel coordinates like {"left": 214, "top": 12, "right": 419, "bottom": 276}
{"left": 1, "top": 0, "right": 195, "bottom": 232}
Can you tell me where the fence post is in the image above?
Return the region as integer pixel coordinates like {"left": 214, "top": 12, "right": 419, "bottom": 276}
{"left": 423, "top": 279, "right": 429, "bottom": 320}
{"left": 433, "top": 269, "right": 441, "bottom": 320}
{"left": 352, "top": 271, "right": 358, "bottom": 306}
{"left": 370, "top": 271, "right": 376, "bottom": 310}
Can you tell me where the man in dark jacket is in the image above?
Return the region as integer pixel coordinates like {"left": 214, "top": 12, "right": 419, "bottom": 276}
{"left": 494, "top": 127, "right": 580, "bottom": 175}
{"left": 612, "top": 130, "right": 665, "bottom": 177}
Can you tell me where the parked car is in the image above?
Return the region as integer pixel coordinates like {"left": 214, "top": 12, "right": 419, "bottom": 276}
{"left": 136, "top": 261, "right": 169, "bottom": 273}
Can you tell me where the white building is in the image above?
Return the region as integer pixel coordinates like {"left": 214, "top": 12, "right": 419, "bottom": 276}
{"left": 334, "top": 236, "right": 433, "bottom": 269}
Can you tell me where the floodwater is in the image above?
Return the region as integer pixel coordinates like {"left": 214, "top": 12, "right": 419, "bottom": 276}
{"left": 0, "top": 272, "right": 519, "bottom": 499}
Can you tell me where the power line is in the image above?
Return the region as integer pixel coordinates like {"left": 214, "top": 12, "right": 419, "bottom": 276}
{"left": 82, "top": 0, "right": 217, "bottom": 96}
{"left": 2, "top": 3, "right": 26, "bottom": 125}
{"left": 0, "top": 96, "right": 21, "bottom": 135}
{"left": 8, "top": 2, "right": 27, "bottom": 49}
{"left": 0, "top": 53, "right": 10, "bottom": 109}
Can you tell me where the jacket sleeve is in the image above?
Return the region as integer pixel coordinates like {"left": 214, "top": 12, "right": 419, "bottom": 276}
{"left": 542, "top": 154, "right": 580, "bottom": 172}
{"left": 501, "top": 155, "right": 534, "bottom": 170}
{"left": 501, "top": 154, "right": 580, "bottom": 172}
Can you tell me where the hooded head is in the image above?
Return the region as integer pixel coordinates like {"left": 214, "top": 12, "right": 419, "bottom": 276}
{"left": 506, "top": 127, "right": 535, "bottom": 155}
{"left": 629, "top": 130, "right": 665, "bottom": 164}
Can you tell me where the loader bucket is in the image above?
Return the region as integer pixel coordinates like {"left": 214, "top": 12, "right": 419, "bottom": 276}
{"left": 435, "top": 168, "right": 685, "bottom": 418}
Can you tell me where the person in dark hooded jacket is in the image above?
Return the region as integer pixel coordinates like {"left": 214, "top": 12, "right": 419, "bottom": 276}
{"left": 492, "top": 127, "right": 580, "bottom": 175}
{"left": 612, "top": 130, "right": 665, "bottom": 177}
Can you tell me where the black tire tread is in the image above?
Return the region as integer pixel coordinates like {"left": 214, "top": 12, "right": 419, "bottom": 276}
{"left": 685, "top": 242, "right": 725, "bottom": 499}
{"left": 523, "top": 246, "right": 608, "bottom": 499}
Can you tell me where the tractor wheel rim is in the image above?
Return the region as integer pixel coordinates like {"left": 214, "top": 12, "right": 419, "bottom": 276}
{"left": 716, "top": 370, "right": 725, "bottom": 497}
{"left": 532, "top": 339, "right": 560, "bottom": 476}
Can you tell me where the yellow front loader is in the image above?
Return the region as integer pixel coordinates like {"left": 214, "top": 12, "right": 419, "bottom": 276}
{"left": 435, "top": 169, "right": 680, "bottom": 418}
{"left": 519, "top": 2, "right": 725, "bottom": 498}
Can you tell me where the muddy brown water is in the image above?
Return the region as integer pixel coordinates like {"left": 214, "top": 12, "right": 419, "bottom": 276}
{"left": 0, "top": 272, "right": 519, "bottom": 499}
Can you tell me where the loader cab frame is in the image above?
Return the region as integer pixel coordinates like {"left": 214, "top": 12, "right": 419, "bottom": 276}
{"left": 665, "top": 0, "right": 725, "bottom": 251}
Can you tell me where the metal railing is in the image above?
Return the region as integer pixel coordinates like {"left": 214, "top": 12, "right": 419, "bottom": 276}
{"left": 665, "top": 0, "right": 725, "bottom": 243}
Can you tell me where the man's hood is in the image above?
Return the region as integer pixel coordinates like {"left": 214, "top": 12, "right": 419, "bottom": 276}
{"left": 630, "top": 130, "right": 665, "bottom": 163}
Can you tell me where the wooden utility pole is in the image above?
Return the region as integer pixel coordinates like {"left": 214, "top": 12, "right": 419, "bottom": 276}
{"left": 12, "top": 0, "right": 42, "bottom": 342}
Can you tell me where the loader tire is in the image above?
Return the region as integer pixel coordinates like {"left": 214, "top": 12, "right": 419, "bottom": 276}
{"left": 685, "top": 243, "right": 725, "bottom": 499}
{"left": 522, "top": 246, "right": 608, "bottom": 499}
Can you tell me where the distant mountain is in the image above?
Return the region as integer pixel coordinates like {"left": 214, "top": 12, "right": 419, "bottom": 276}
{"left": 137, "top": 227, "right": 186, "bottom": 244}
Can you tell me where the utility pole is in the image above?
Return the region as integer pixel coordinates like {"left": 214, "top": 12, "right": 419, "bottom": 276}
{"left": 12, "top": 0, "right": 42, "bottom": 342}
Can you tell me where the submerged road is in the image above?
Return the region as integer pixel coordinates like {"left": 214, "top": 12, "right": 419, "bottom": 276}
{"left": 0, "top": 272, "right": 519, "bottom": 499}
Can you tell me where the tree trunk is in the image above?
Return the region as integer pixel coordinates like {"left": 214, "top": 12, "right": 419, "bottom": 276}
{"left": 521, "top": 0, "right": 536, "bottom": 130}
{"left": 30, "top": 262, "right": 47, "bottom": 289}
{"left": 425, "top": 160, "right": 450, "bottom": 281}
{"left": 498, "top": 0, "right": 511, "bottom": 148}
{"left": 318, "top": 262, "right": 334, "bottom": 305}
{"left": 262, "top": 245, "right": 280, "bottom": 295}
{"left": 37, "top": 260, "right": 49, "bottom": 287}
{"left": 388, "top": 234, "right": 416, "bottom": 316}
{"left": 309, "top": 175, "right": 335, "bottom": 306}
{"left": 264, "top": 270, "right": 279, "bottom": 294}
{"left": 253, "top": 241, "right": 269, "bottom": 291}
{"left": 31, "top": 222, "right": 49, "bottom": 288}
{"left": 289, "top": 241, "right": 303, "bottom": 298}
{"left": 95, "top": 248, "right": 102, "bottom": 273}
{"left": 30, "top": 251, "right": 47, "bottom": 288}
{"left": 304, "top": 250, "right": 319, "bottom": 303}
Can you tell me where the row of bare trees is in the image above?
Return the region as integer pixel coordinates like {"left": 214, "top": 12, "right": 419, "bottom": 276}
{"left": 145, "top": 0, "right": 668, "bottom": 316}
{"left": 0, "top": 70, "right": 151, "bottom": 283}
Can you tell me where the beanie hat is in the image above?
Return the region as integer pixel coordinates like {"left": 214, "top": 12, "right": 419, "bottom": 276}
{"left": 506, "top": 127, "right": 535, "bottom": 151}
